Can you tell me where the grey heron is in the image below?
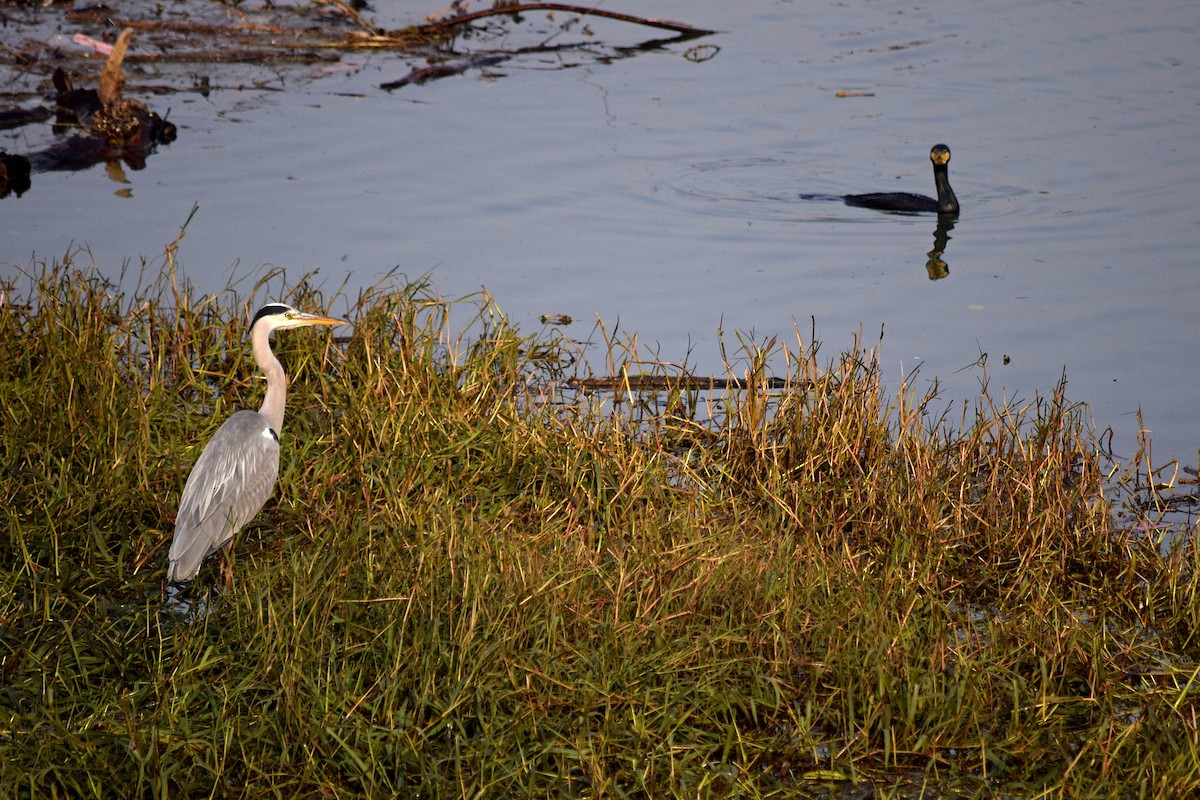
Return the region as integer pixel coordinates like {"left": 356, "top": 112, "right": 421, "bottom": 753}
{"left": 167, "top": 303, "right": 346, "bottom": 583}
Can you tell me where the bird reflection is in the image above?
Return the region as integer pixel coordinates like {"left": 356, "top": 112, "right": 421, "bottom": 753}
{"left": 925, "top": 214, "right": 956, "bottom": 280}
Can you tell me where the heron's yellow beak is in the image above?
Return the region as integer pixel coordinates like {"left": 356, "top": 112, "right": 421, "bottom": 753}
{"left": 292, "top": 312, "right": 347, "bottom": 327}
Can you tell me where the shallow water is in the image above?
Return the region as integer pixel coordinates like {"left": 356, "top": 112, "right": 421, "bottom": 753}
{"left": 2, "top": 0, "right": 1198, "bottom": 464}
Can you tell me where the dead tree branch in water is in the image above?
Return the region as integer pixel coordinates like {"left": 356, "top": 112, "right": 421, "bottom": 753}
{"left": 377, "top": 3, "right": 715, "bottom": 90}
{"left": 569, "top": 375, "right": 810, "bottom": 392}
{"left": 415, "top": 3, "right": 715, "bottom": 37}
{"left": 4, "top": 3, "right": 713, "bottom": 69}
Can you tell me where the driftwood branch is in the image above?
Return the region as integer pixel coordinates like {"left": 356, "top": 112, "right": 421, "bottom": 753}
{"left": 14, "top": 3, "right": 713, "bottom": 69}
{"left": 568, "top": 375, "right": 810, "bottom": 392}
{"left": 416, "top": 3, "right": 715, "bottom": 37}
{"left": 381, "top": 53, "right": 511, "bottom": 91}
{"left": 98, "top": 28, "right": 133, "bottom": 106}
{"left": 378, "top": 5, "right": 714, "bottom": 89}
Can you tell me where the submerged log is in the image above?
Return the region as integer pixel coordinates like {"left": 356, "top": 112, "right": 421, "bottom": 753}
{"left": 0, "top": 151, "right": 32, "bottom": 198}
{"left": 5, "top": 28, "right": 176, "bottom": 192}
{"left": 31, "top": 65, "right": 177, "bottom": 172}
{"left": 0, "top": 107, "right": 52, "bottom": 131}
{"left": 568, "top": 374, "right": 809, "bottom": 392}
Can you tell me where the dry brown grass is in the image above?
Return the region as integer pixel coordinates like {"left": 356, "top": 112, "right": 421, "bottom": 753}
{"left": 2, "top": 255, "right": 1198, "bottom": 798}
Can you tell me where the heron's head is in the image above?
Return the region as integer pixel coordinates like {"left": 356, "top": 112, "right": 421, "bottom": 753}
{"left": 250, "top": 303, "right": 347, "bottom": 334}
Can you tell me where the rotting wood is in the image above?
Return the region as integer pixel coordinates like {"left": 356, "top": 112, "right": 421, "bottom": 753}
{"left": 98, "top": 28, "right": 133, "bottom": 107}
{"left": 9, "top": 28, "right": 176, "bottom": 187}
{"left": 0, "top": 107, "right": 51, "bottom": 130}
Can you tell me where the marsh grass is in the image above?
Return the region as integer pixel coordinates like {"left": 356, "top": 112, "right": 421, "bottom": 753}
{"left": 2, "top": 255, "right": 1199, "bottom": 798}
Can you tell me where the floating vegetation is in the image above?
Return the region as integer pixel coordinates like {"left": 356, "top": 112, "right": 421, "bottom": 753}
{"left": 0, "top": 1, "right": 715, "bottom": 198}
{"left": 0, "top": 1, "right": 715, "bottom": 96}
{"left": 1, "top": 248, "right": 1199, "bottom": 797}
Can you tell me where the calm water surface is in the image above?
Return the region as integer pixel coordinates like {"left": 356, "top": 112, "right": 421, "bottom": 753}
{"left": 2, "top": 0, "right": 1198, "bottom": 464}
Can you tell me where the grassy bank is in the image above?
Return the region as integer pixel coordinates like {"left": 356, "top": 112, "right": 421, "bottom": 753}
{"left": 2, "top": 258, "right": 1198, "bottom": 798}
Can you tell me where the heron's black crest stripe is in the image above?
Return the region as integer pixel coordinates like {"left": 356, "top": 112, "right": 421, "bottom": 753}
{"left": 250, "top": 303, "right": 294, "bottom": 329}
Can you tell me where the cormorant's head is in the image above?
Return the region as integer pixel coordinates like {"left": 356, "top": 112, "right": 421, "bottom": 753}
{"left": 930, "top": 144, "right": 951, "bottom": 167}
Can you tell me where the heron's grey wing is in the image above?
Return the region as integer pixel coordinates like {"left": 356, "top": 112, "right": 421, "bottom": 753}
{"left": 169, "top": 410, "right": 281, "bottom": 582}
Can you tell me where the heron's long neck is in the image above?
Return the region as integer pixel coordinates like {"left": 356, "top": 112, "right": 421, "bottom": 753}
{"left": 252, "top": 326, "right": 288, "bottom": 434}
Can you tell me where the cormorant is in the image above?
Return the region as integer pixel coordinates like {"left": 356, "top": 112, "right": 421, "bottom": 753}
{"left": 843, "top": 144, "right": 959, "bottom": 215}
